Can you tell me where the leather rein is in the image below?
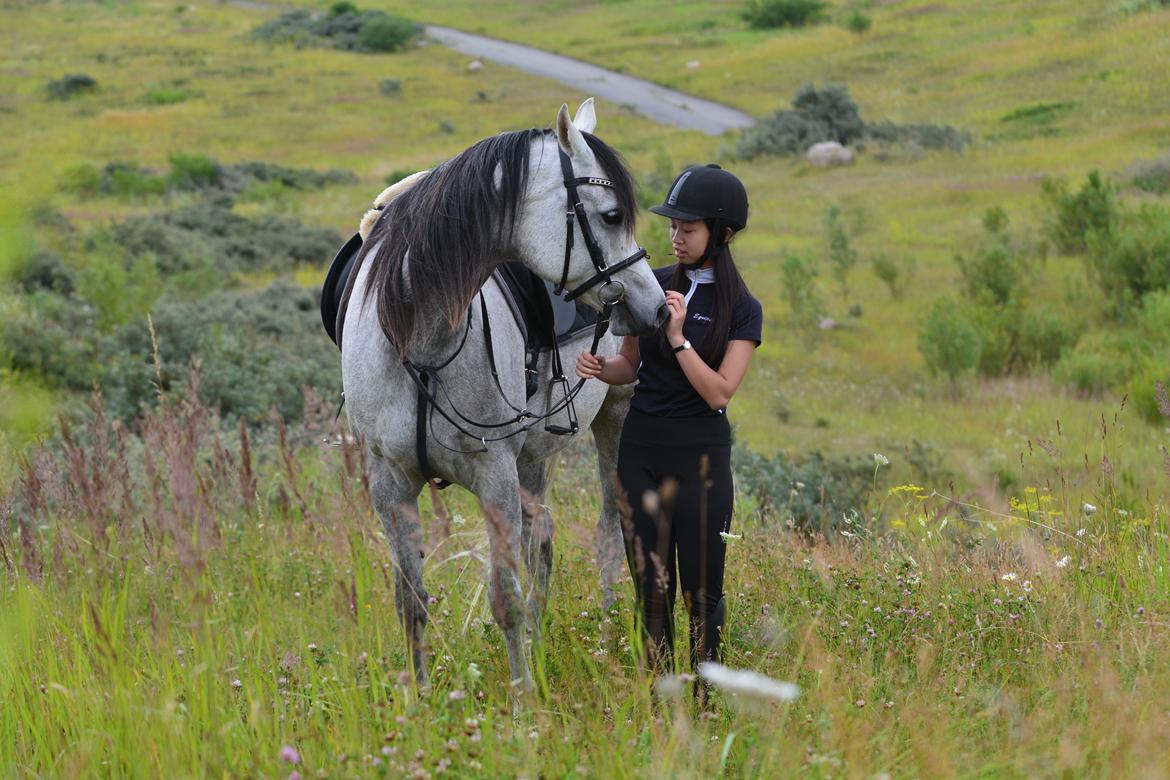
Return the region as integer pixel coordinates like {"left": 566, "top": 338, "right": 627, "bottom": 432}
{"left": 402, "top": 148, "right": 648, "bottom": 483}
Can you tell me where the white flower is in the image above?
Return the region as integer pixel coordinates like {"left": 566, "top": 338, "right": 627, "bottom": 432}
{"left": 1083, "top": 503, "right": 1097, "bottom": 515}
{"left": 1001, "top": 572, "right": 1018, "bottom": 582}
{"left": 873, "top": 453, "right": 890, "bottom": 467}
{"left": 1022, "top": 580, "right": 1033, "bottom": 593}
{"left": 466, "top": 662, "right": 481, "bottom": 681}
{"left": 1056, "top": 555, "right": 1071, "bottom": 568}
{"left": 1076, "top": 528, "right": 1087, "bottom": 538}
{"left": 697, "top": 662, "right": 800, "bottom": 702}
{"left": 719, "top": 532, "right": 742, "bottom": 542}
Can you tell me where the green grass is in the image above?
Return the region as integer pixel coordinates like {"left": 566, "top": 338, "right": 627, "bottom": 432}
{"left": 2, "top": 391, "right": 1170, "bottom": 777}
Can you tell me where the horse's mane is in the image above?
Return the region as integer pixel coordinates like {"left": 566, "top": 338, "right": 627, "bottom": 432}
{"left": 357, "top": 127, "right": 638, "bottom": 354}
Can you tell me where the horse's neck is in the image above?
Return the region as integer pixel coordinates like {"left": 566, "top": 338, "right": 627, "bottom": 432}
{"left": 400, "top": 252, "right": 502, "bottom": 363}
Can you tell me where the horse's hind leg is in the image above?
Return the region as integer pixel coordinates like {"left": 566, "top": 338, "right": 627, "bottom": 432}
{"left": 368, "top": 459, "right": 429, "bottom": 688}
{"left": 591, "top": 387, "right": 632, "bottom": 611}
{"left": 476, "top": 465, "right": 533, "bottom": 692}
{"left": 519, "top": 460, "right": 554, "bottom": 641}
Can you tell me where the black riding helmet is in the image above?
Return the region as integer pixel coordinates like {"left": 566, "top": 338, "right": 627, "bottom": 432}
{"left": 649, "top": 164, "right": 749, "bottom": 232}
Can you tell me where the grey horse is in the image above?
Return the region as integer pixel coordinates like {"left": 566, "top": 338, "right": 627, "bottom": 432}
{"left": 341, "top": 99, "right": 668, "bottom": 691}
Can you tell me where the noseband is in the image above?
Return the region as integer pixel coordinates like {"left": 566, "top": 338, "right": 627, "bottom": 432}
{"left": 554, "top": 148, "right": 648, "bottom": 303}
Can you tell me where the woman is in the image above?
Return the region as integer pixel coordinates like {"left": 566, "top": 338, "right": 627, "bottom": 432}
{"left": 576, "top": 164, "right": 763, "bottom": 682}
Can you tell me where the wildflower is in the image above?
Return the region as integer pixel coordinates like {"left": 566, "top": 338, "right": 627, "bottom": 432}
{"left": 1056, "top": 555, "right": 1071, "bottom": 568}
{"left": 231, "top": 679, "right": 242, "bottom": 690}
{"left": 719, "top": 532, "right": 742, "bottom": 542}
{"left": 1022, "top": 580, "right": 1033, "bottom": 594}
{"left": 466, "top": 662, "right": 481, "bottom": 681}
{"left": 855, "top": 699, "right": 866, "bottom": 708}
{"left": 1076, "top": 528, "right": 1087, "bottom": 537}
{"left": 1001, "top": 572, "right": 1018, "bottom": 582}
{"left": 697, "top": 662, "right": 800, "bottom": 702}
{"left": 448, "top": 690, "right": 466, "bottom": 702}
{"left": 1083, "top": 503, "right": 1097, "bottom": 515}
{"left": 289, "top": 772, "right": 301, "bottom": 780}
{"left": 1137, "top": 606, "right": 1146, "bottom": 616}
{"left": 280, "top": 746, "right": 300, "bottom": 765}
{"left": 873, "top": 453, "right": 890, "bottom": 467}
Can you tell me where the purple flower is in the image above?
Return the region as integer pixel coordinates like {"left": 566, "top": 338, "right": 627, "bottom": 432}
{"left": 280, "top": 746, "right": 300, "bottom": 765}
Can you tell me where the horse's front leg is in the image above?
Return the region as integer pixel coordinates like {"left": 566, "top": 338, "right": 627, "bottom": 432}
{"left": 367, "top": 458, "right": 429, "bottom": 689}
{"left": 476, "top": 463, "right": 533, "bottom": 692}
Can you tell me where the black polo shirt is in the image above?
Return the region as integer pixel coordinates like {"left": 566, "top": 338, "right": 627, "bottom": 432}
{"left": 631, "top": 265, "right": 763, "bottom": 418}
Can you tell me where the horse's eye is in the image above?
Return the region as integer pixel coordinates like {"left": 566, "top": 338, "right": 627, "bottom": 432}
{"left": 601, "top": 209, "right": 623, "bottom": 226}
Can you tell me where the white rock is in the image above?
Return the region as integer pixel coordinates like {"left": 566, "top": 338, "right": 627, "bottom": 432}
{"left": 467, "top": 59, "right": 484, "bottom": 72}
{"left": 806, "top": 141, "right": 854, "bottom": 167}
{"left": 686, "top": 59, "right": 701, "bottom": 69}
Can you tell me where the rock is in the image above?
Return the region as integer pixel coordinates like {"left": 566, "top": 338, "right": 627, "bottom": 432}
{"left": 686, "top": 59, "right": 701, "bottom": 69}
{"left": 467, "top": 59, "right": 483, "bottom": 72}
{"left": 806, "top": 141, "right": 854, "bottom": 167}
{"left": 818, "top": 317, "right": 838, "bottom": 330}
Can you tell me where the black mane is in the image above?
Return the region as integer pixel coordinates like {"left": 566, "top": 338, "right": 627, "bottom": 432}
{"left": 356, "top": 127, "right": 638, "bottom": 353}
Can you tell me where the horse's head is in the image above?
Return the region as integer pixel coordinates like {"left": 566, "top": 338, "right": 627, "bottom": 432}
{"left": 514, "top": 99, "right": 668, "bottom": 337}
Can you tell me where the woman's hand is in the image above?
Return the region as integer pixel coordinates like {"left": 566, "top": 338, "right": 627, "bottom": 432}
{"left": 665, "top": 290, "right": 687, "bottom": 345}
{"left": 576, "top": 350, "right": 607, "bottom": 380}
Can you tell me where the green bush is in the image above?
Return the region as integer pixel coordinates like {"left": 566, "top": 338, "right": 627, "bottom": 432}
{"left": 864, "top": 120, "right": 971, "bottom": 153}
{"left": 1087, "top": 203, "right": 1170, "bottom": 311}
{"left": 358, "top": 14, "right": 418, "bottom": 52}
{"left": 1129, "top": 363, "right": 1170, "bottom": 424}
{"left": 954, "top": 208, "right": 1029, "bottom": 306}
{"left": 59, "top": 163, "right": 103, "bottom": 197}
{"left": 918, "top": 297, "right": 982, "bottom": 382}
{"left": 732, "top": 444, "right": 876, "bottom": 532}
{"left": 379, "top": 78, "right": 402, "bottom": 96}
{"left": 1040, "top": 170, "right": 1118, "bottom": 255}
{"left": 105, "top": 162, "right": 168, "bottom": 199}
{"left": 844, "top": 10, "right": 871, "bottom": 35}
{"left": 870, "top": 252, "right": 916, "bottom": 299}
{"left": 825, "top": 205, "right": 859, "bottom": 297}
{"left": 779, "top": 250, "right": 824, "bottom": 329}
{"left": 16, "top": 250, "right": 75, "bottom": 296}
{"left": 742, "top": 0, "right": 828, "bottom": 29}
{"left": 46, "top": 74, "right": 97, "bottom": 100}
{"left": 1053, "top": 347, "right": 1131, "bottom": 396}
{"left": 1, "top": 291, "right": 98, "bottom": 392}
{"left": 792, "top": 83, "right": 865, "bottom": 144}
{"left": 167, "top": 151, "right": 222, "bottom": 190}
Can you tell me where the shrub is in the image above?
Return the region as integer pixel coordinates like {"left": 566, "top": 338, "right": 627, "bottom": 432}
{"left": 825, "top": 205, "right": 859, "bottom": 297}
{"left": 46, "top": 74, "right": 97, "bottom": 100}
{"left": 871, "top": 252, "right": 916, "bottom": 299}
{"left": 145, "top": 88, "right": 194, "bottom": 105}
{"left": 16, "top": 250, "right": 75, "bottom": 295}
{"left": 104, "top": 162, "right": 168, "bottom": 199}
{"left": 732, "top": 444, "right": 876, "bottom": 532}
{"left": 1040, "top": 170, "right": 1118, "bottom": 255}
{"left": 738, "top": 110, "right": 833, "bottom": 158}
{"left": 167, "top": 151, "right": 222, "bottom": 190}
{"left": 1053, "top": 347, "right": 1132, "bottom": 396}
{"left": 792, "top": 83, "right": 866, "bottom": 145}
{"left": 358, "top": 14, "right": 418, "bottom": 52}
{"left": 1129, "top": 364, "right": 1170, "bottom": 424}
{"left": 779, "top": 249, "right": 825, "bottom": 329}
{"left": 1087, "top": 203, "right": 1170, "bottom": 311}
{"left": 1129, "top": 153, "right": 1170, "bottom": 195}
{"left": 863, "top": 120, "right": 971, "bottom": 153}
{"left": 59, "top": 163, "right": 103, "bottom": 197}
{"left": 918, "top": 297, "right": 982, "bottom": 382}
{"left": 742, "top": 0, "right": 828, "bottom": 29}
{"left": 953, "top": 207, "right": 1031, "bottom": 306}
{"left": 379, "top": 78, "right": 402, "bottom": 96}
{"left": 1, "top": 291, "right": 97, "bottom": 392}
{"left": 844, "top": 10, "right": 872, "bottom": 35}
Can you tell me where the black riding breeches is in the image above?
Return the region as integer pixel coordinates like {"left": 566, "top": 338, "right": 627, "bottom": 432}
{"left": 617, "top": 408, "right": 733, "bottom": 673}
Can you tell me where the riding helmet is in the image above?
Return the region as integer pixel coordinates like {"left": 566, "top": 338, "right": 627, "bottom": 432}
{"left": 649, "top": 164, "right": 749, "bottom": 231}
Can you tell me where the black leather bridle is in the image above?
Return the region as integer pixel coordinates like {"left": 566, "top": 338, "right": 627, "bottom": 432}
{"left": 402, "top": 147, "right": 651, "bottom": 483}
{"left": 554, "top": 148, "right": 648, "bottom": 304}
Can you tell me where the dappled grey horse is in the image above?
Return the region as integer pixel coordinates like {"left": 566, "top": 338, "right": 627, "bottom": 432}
{"left": 341, "top": 100, "right": 668, "bottom": 690}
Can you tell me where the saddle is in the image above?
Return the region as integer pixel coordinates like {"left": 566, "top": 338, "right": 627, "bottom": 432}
{"left": 320, "top": 233, "right": 599, "bottom": 398}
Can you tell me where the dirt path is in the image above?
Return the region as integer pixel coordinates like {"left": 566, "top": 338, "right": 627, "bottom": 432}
{"left": 424, "top": 26, "right": 755, "bottom": 136}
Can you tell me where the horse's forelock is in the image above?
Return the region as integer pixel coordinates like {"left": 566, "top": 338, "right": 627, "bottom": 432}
{"left": 581, "top": 132, "right": 639, "bottom": 239}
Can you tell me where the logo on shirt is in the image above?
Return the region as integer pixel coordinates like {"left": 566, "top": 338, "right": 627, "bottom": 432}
{"left": 691, "top": 313, "right": 712, "bottom": 323}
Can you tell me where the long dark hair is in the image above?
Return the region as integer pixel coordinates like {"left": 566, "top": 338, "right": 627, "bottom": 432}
{"left": 659, "top": 218, "right": 746, "bottom": 369}
{"left": 351, "top": 128, "right": 638, "bottom": 353}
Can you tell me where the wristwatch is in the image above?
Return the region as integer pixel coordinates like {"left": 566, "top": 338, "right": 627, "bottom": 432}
{"left": 672, "top": 339, "right": 692, "bottom": 354}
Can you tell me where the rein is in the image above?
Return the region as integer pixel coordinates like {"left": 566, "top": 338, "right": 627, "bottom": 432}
{"left": 403, "top": 148, "right": 644, "bottom": 483}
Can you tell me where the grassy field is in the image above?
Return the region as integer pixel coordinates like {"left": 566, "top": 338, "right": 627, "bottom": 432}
{"left": 3, "top": 0, "right": 1170, "bottom": 775}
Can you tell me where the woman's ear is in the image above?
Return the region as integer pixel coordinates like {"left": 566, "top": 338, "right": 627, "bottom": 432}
{"left": 723, "top": 227, "right": 736, "bottom": 245}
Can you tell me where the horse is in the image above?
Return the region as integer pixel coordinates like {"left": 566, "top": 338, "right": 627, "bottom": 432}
{"left": 340, "top": 99, "right": 668, "bottom": 691}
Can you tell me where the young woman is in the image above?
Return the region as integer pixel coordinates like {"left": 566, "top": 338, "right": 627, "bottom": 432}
{"left": 576, "top": 164, "right": 763, "bottom": 681}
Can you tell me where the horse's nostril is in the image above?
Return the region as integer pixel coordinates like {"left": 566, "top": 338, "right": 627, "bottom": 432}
{"left": 655, "top": 302, "right": 670, "bottom": 328}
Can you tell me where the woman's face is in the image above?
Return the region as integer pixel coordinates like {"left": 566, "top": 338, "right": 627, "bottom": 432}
{"left": 669, "top": 218, "right": 710, "bottom": 266}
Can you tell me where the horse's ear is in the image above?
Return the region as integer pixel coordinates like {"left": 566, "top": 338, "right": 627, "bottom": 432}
{"left": 573, "top": 98, "right": 597, "bottom": 134}
{"left": 556, "top": 102, "right": 590, "bottom": 159}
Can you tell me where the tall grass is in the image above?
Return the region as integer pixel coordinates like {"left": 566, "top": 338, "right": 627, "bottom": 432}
{"left": 3, "top": 381, "right": 1170, "bottom": 777}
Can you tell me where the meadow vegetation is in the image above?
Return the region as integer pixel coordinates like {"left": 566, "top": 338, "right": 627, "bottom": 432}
{"left": 3, "top": 0, "right": 1170, "bottom": 775}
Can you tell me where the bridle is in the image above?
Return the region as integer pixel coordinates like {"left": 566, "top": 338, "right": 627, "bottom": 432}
{"left": 554, "top": 148, "right": 648, "bottom": 305}
{"left": 401, "top": 146, "right": 650, "bottom": 483}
